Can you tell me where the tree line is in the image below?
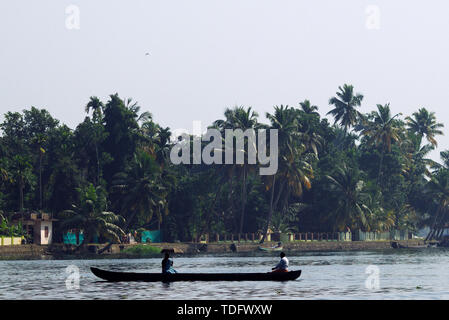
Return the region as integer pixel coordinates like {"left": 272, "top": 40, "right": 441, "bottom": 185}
{"left": 0, "top": 85, "right": 448, "bottom": 243}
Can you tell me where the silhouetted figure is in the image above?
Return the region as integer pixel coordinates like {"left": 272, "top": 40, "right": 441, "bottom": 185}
{"left": 162, "top": 252, "right": 177, "bottom": 274}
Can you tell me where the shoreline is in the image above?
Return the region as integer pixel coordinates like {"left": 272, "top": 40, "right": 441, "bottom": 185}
{"left": 0, "top": 239, "right": 430, "bottom": 260}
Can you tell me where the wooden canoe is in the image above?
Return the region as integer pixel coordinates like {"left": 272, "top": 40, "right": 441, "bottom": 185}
{"left": 90, "top": 267, "right": 301, "bottom": 282}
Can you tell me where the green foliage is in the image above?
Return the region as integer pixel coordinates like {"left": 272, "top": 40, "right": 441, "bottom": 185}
{"left": 122, "top": 244, "right": 161, "bottom": 256}
{"left": 111, "top": 151, "right": 170, "bottom": 230}
{"left": 0, "top": 219, "right": 25, "bottom": 237}
{"left": 327, "top": 84, "right": 363, "bottom": 134}
{"left": 0, "top": 87, "right": 447, "bottom": 243}
{"left": 58, "top": 183, "right": 125, "bottom": 244}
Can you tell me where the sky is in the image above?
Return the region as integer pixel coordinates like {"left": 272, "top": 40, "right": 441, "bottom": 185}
{"left": 0, "top": 0, "right": 448, "bottom": 161}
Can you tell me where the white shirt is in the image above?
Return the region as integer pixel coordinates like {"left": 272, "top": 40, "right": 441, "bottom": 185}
{"left": 275, "top": 257, "right": 289, "bottom": 270}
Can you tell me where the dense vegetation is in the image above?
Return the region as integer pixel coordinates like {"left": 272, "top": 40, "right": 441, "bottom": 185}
{"left": 0, "top": 85, "right": 448, "bottom": 243}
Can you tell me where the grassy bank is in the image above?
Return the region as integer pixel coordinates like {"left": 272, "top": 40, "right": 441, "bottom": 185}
{"left": 121, "top": 244, "right": 161, "bottom": 257}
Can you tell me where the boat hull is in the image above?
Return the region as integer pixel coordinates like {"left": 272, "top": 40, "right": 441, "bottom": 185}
{"left": 90, "top": 267, "right": 301, "bottom": 282}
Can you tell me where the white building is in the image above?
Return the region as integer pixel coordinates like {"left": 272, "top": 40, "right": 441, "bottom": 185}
{"left": 11, "top": 211, "right": 57, "bottom": 245}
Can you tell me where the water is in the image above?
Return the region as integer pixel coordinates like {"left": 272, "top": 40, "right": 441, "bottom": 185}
{"left": 1, "top": 248, "right": 449, "bottom": 299}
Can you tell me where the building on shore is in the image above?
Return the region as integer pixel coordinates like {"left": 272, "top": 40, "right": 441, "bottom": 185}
{"left": 10, "top": 211, "right": 57, "bottom": 245}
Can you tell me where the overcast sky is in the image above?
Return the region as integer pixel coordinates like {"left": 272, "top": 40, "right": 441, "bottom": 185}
{"left": 0, "top": 0, "right": 448, "bottom": 161}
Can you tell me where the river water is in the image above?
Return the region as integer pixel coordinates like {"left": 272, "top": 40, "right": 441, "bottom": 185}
{"left": 1, "top": 248, "right": 449, "bottom": 300}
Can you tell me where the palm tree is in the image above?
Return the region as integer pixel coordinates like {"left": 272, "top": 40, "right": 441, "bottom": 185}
{"left": 331, "top": 126, "right": 358, "bottom": 150}
{"left": 363, "top": 192, "right": 395, "bottom": 231}
{"left": 111, "top": 151, "right": 171, "bottom": 231}
{"left": 59, "top": 184, "right": 125, "bottom": 246}
{"left": 401, "top": 133, "right": 437, "bottom": 179}
{"left": 296, "top": 101, "right": 323, "bottom": 156}
{"left": 406, "top": 108, "right": 444, "bottom": 147}
{"left": 143, "top": 125, "right": 172, "bottom": 167}
{"left": 85, "top": 97, "right": 105, "bottom": 185}
{"left": 278, "top": 149, "right": 315, "bottom": 214}
{"left": 298, "top": 129, "right": 322, "bottom": 158}
{"left": 125, "top": 98, "right": 152, "bottom": 124}
{"left": 327, "top": 84, "right": 364, "bottom": 135}
{"left": 213, "top": 106, "right": 259, "bottom": 234}
{"left": 85, "top": 96, "right": 104, "bottom": 123}
{"left": 424, "top": 169, "right": 449, "bottom": 240}
{"left": 155, "top": 127, "right": 172, "bottom": 165}
{"left": 326, "top": 163, "right": 371, "bottom": 231}
{"left": 299, "top": 100, "right": 319, "bottom": 116}
{"left": 260, "top": 105, "right": 314, "bottom": 243}
{"left": 441, "top": 150, "right": 449, "bottom": 169}
{"left": 359, "top": 104, "right": 402, "bottom": 183}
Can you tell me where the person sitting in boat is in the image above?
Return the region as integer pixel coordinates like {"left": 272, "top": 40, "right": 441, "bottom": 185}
{"left": 272, "top": 252, "right": 289, "bottom": 273}
{"left": 162, "top": 252, "right": 178, "bottom": 274}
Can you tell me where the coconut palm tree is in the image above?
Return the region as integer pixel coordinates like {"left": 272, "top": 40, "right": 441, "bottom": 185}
{"left": 367, "top": 208, "right": 395, "bottom": 232}
{"left": 326, "top": 163, "right": 371, "bottom": 231}
{"left": 260, "top": 105, "right": 315, "bottom": 243}
{"left": 260, "top": 105, "right": 297, "bottom": 242}
{"left": 327, "top": 84, "right": 364, "bottom": 135}
{"left": 296, "top": 101, "right": 323, "bottom": 156}
{"left": 331, "top": 126, "right": 358, "bottom": 151}
{"left": 213, "top": 106, "right": 259, "bottom": 234}
{"left": 363, "top": 192, "right": 395, "bottom": 232}
{"left": 139, "top": 120, "right": 160, "bottom": 156}
{"left": 440, "top": 150, "right": 449, "bottom": 169}
{"left": 111, "top": 151, "right": 171, "bottom": 231}
{"left": 359, "top": 104, "right": 402, "bottom": 183}
{"left": 406, "top": 108, "right": 444, "bottom": 147}
{"left": 401, "top": 133, "right": 437, "bottom": 179}
{"left": 424, "top": 169, "right": 449, "bottom": 240}
{"left": 139, "top": 121, "right": 172, "bottom": 168}
{"left": 278, "top": 149, "right": 315, "bottom": 215}
{"left": 298, "top": 127, "right": 322, "bottom": 158}
{"left": 155, "top": 127, "right": 172, "bottom": 166}
{"left": 59, "top": 184, "right": 125, "bottom": 245}
{"left": 299, "top": 99, "right": 319, "bottom": 116}
{"left": 125, "top": 98, "right": 152, "bottom": 124}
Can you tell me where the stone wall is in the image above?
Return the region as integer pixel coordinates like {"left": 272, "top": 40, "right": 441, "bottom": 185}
{"left": 0, "top": 244, "right": 48, "bottom": 260}
{"left": 199, "top": 240, "right": 426, "bottom": 253}
{"left": 114, "top": 240, "right": 427, "bottom": 254}
{"left": 0, "top": 240, "right": 428, "bottom": 260}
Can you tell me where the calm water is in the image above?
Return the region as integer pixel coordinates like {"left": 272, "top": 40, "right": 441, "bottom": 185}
{"left": 1, "top": 249, "right": 449, "bottom": 300}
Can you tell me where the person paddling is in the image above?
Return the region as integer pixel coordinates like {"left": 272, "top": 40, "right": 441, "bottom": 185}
{"left": 272, "top": 252, "right": 289, "bottom": 273}
{"left": 162, "top": 252, "right": 178, "bottom": 274}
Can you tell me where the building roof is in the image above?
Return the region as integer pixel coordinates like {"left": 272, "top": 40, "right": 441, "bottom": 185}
{"left": 10, "top": 211, "right": 58, "bottom": 222}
